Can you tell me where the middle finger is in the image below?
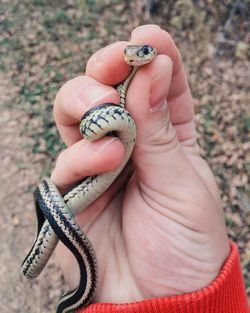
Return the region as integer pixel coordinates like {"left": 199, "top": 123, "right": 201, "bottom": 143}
{"left": 54, "top": 75, "right": 120, "bottom": 146}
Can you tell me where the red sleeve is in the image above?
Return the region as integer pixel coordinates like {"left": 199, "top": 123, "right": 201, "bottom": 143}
{"left": 79, "top": 241, "right": 249, "bottom": 313}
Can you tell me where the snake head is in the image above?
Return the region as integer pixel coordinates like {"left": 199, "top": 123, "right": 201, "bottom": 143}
{"left": 124, "top": 45, "right": 157, "bottom": 66}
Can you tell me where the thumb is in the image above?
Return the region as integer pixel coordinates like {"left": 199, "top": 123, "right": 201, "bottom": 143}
{"left": 127, "top": 55, "right": 196, "bottom": 191}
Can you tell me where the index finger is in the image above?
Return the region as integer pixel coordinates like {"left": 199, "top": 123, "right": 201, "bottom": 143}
{"left": 86, "top": 25, "right": 182, "bottom": 82}
{"left": 87, "top": 24, "right": 194, "bottom": 127}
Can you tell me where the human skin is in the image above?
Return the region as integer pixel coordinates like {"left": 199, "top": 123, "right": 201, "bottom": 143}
{"left": 51, "top": 25, "right": 230, "bottom": 303}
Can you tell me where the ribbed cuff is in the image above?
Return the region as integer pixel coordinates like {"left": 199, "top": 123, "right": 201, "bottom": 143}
{"left": 79, "top": 241, "right": 249, "bottom": 313}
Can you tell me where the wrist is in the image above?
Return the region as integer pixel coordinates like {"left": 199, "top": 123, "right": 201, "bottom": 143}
{"left": 79, "top": 241, "right": 249, "bottom": 313}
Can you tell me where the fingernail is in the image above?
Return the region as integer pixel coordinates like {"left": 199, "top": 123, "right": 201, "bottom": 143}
{"left": 150, "top": 73, "right": 168, "bottom": 112}
{"left": 98, "top": 42, "right": 126, "bottom": 59}
{"left": 88, "top": 42, "right": 127, "bottom": 66}
{"left": 90, "top": 138, "right": 118, "bottom": 152}
{"left": 131, "top": 24, "right": 161, "bottom": 38}
{"left": 78, "top": 84, "right": 116, "bottom": 106}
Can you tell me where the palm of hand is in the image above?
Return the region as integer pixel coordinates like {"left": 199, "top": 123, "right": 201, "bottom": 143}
{"left": 56, "top": 139, "right": 228, "bottom": 303}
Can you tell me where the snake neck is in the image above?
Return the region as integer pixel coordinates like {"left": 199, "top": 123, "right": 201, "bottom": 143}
{"left": 116, "top": 66, "right": 139, "bottom": 107}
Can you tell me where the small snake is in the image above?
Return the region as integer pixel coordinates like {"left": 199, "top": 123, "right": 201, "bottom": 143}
{"left": 21, "top": 44, "right": 157, "bottom": 313}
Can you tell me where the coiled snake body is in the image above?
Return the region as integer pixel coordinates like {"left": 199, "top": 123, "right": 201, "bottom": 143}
{"left": 21, "top": 45, "right": 157, "bottom": 313}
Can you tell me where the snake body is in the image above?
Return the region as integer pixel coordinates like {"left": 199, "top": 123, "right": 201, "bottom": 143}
{"left": 21, "top": 45, "right": 157, "bottom": 313}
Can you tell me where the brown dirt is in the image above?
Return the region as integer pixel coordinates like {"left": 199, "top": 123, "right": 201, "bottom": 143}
{"left": 0, "top": 72, "right": 65, "bottom": 312}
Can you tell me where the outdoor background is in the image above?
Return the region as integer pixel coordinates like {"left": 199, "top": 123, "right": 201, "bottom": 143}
{"left": 0, "top": 0, "right": 249, "bottom": 312}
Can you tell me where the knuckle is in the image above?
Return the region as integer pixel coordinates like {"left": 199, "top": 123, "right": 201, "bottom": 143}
{"left": 54, "top": 76, "right": 86, "bottom": 108}
{"left": 55, "top": 148, "right": 67, "bottom": 167}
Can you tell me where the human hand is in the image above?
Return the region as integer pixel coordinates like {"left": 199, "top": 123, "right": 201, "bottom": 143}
{"left": 51, "top": 25, "right": 230, "bottom": 303}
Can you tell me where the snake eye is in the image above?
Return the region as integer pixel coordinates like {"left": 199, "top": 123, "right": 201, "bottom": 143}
{"left": 142, "top": 45, "right": 150, "bottom": 55}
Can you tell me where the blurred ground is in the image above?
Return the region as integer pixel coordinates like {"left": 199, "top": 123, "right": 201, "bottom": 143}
{"left": 0, "top": 0, "right": 249, "bottom": 312}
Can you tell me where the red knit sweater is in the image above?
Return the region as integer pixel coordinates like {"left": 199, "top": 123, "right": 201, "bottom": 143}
{"left": 79, "top": 242, "right": 249, "bottom": 313}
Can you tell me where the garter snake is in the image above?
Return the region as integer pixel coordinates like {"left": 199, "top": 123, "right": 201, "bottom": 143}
{"left": 21, "top": 44, "right": 157, "bottom": 313}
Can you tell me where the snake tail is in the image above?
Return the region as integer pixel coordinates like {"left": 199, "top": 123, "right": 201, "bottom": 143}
{"left": 34, "top": 179, "right": 97, "bottom": 313}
